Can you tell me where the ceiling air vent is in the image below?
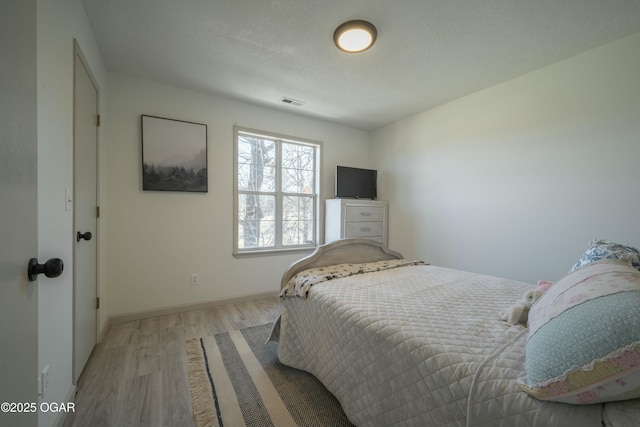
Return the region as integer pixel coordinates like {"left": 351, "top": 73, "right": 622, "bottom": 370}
{"left": 280, "top": 97, "right": 305, "bottom": 107}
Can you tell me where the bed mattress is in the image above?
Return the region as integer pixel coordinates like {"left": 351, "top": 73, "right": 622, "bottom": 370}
{"left": 275, "top": 263, "right": 603, "bottom": 427}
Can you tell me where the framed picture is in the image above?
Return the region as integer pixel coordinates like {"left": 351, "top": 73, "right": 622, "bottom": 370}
{"left": 141, "top": 115, "right": 208, "bottom": 192}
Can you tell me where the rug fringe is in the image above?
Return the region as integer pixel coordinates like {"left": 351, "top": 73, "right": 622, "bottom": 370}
{"left": 187, "top": 338, "right": 221, "bottom": 427}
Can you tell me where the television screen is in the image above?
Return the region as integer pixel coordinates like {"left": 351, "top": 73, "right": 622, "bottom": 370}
{"left": 335, "top": 166, "right": 377, "bottom": 199}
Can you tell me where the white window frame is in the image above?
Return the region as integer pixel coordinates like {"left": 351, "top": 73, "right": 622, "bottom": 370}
{"left": 233, "top": 126, "right": 321, "bottom": 256}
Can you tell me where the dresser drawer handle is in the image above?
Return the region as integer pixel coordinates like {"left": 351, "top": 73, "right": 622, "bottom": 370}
{"left": 359, "top": 212, "right": 372, "bottom": 216}
{"left": 360, "top": 227, "right": 371, "bottom": 232}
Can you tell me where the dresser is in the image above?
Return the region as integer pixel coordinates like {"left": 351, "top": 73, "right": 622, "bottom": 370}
{"left": 325, "top": 199, "right": 388, "bottom": 246}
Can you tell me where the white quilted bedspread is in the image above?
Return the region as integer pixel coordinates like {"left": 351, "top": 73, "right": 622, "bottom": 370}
{"left": 276, "top": 264, "right": 603, "bottom": 427}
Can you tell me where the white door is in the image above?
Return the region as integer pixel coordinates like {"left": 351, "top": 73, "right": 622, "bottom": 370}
{"left": 0, "top": 1, "right": 39, "bottom": 426}
{"left": 73, "top": 44, "right": 99, "bottom": 382}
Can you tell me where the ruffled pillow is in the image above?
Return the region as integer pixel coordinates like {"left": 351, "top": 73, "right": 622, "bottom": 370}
{"left": 521, "top": 260, "right": 640, "bottom": 404}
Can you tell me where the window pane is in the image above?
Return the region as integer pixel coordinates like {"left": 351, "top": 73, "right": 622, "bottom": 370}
{"left": 283, "top": 195, "right": 315, "bottom": 246}
{"left": 237, "top": 135, "right": 275, "bottom": 192}
{"left": 238, "top": 194, "right": 275, "bottom": 248}
{"left": 235, "top": 128, "right": 319, "bottom": 253}
{"left": 282, "top": 143, "right": 315, "bottom": 193}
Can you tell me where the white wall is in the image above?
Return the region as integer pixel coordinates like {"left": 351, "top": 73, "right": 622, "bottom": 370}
{"left": 372, "top": 32, "right": 640, "bottom": 284}
{"left": 37, "top": 1, "right": 107, "bottom": 426}
{"left": 106, "top": 73, "right": 370, "bottom": 316}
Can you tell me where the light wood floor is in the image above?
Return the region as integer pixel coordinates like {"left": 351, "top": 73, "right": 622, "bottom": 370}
{"left": 62, "top": 297, "right": 280, "bottom": 427}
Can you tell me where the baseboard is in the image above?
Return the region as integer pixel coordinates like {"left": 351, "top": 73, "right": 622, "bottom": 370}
{"left": 108, "top": 291, "right": 279, "bottom": 324}
{"left": 54, "top": 385, "right": 77, "bottom": 427}
{"left": 97, "top": 316, "right": 110, "bottom": 344}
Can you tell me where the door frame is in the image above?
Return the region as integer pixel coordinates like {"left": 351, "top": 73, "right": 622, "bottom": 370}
{"left": 0, "top": 1, "right": 39, "bottom": 425}
{"left": 72, "top": 39, "right": 101, "bottom": 384}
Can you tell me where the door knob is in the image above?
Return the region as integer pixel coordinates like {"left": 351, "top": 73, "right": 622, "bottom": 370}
{"left": 77, "top": 231, "right": 92, "bottom": 242}
{"left": 28, "top": 258, "right": 64, "bottom": 282}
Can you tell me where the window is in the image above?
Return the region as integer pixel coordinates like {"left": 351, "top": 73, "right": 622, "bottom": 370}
{"left": 234, "top": 127, "right": 321, "bottom": 255}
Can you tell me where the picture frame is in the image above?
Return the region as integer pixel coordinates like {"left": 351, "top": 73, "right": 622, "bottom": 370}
{"left": 141, "top": 115, "right": 208, "bottom": 192}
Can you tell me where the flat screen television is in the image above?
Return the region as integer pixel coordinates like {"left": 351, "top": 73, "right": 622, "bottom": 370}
{"left": 335, "top": 166, "right": 377, "bottom": 199}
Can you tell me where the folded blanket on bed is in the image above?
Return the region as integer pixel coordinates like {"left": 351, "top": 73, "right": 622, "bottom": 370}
{"left": 280, "top": 259, "right": 427, "bottom": 299}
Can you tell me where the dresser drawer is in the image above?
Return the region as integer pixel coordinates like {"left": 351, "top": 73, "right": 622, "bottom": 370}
{"left": 345, "top": 205, "right": 385, "bottom": 222}
{"left": 345, "top": 221, "right": 384, "bottom": 238}
{"left": 347, "top": 234, "right": 383, "bottom": 243}
{"left": 325, "top": 199, "right": 388, "bottom": 247}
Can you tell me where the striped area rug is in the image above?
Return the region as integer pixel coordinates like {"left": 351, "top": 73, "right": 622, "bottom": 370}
{"left": 186, "top": 323, "right": 354, "bottom": 427}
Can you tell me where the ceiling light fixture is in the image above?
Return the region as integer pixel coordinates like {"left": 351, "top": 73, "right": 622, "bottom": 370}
{"left": 333, "top": 20, "right": 377, "bottom": 53}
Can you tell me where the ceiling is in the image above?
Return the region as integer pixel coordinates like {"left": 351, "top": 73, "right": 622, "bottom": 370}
{"left": 81, "top": 0, "right": 640, "bottom": 130}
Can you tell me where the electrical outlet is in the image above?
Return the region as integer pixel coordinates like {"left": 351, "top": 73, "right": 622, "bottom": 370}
{"left": 191, "top": 273, "right": 199, "bottom": 286}
{"left": 40, "top": 365, "right": 50, "bottom": 399}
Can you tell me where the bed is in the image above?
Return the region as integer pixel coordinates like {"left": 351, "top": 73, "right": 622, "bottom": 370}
{"left": 269, "top": 238, "right": 640, "bottom": 427}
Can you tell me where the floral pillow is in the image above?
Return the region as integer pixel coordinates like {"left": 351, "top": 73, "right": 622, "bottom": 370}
{"left": 570, "top": 239, "right": 640, "bottom": 273}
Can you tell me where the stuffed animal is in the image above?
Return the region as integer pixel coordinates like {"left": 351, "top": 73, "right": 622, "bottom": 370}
{"left": 500, "top": 289, "right": 544, "bottom": 325}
